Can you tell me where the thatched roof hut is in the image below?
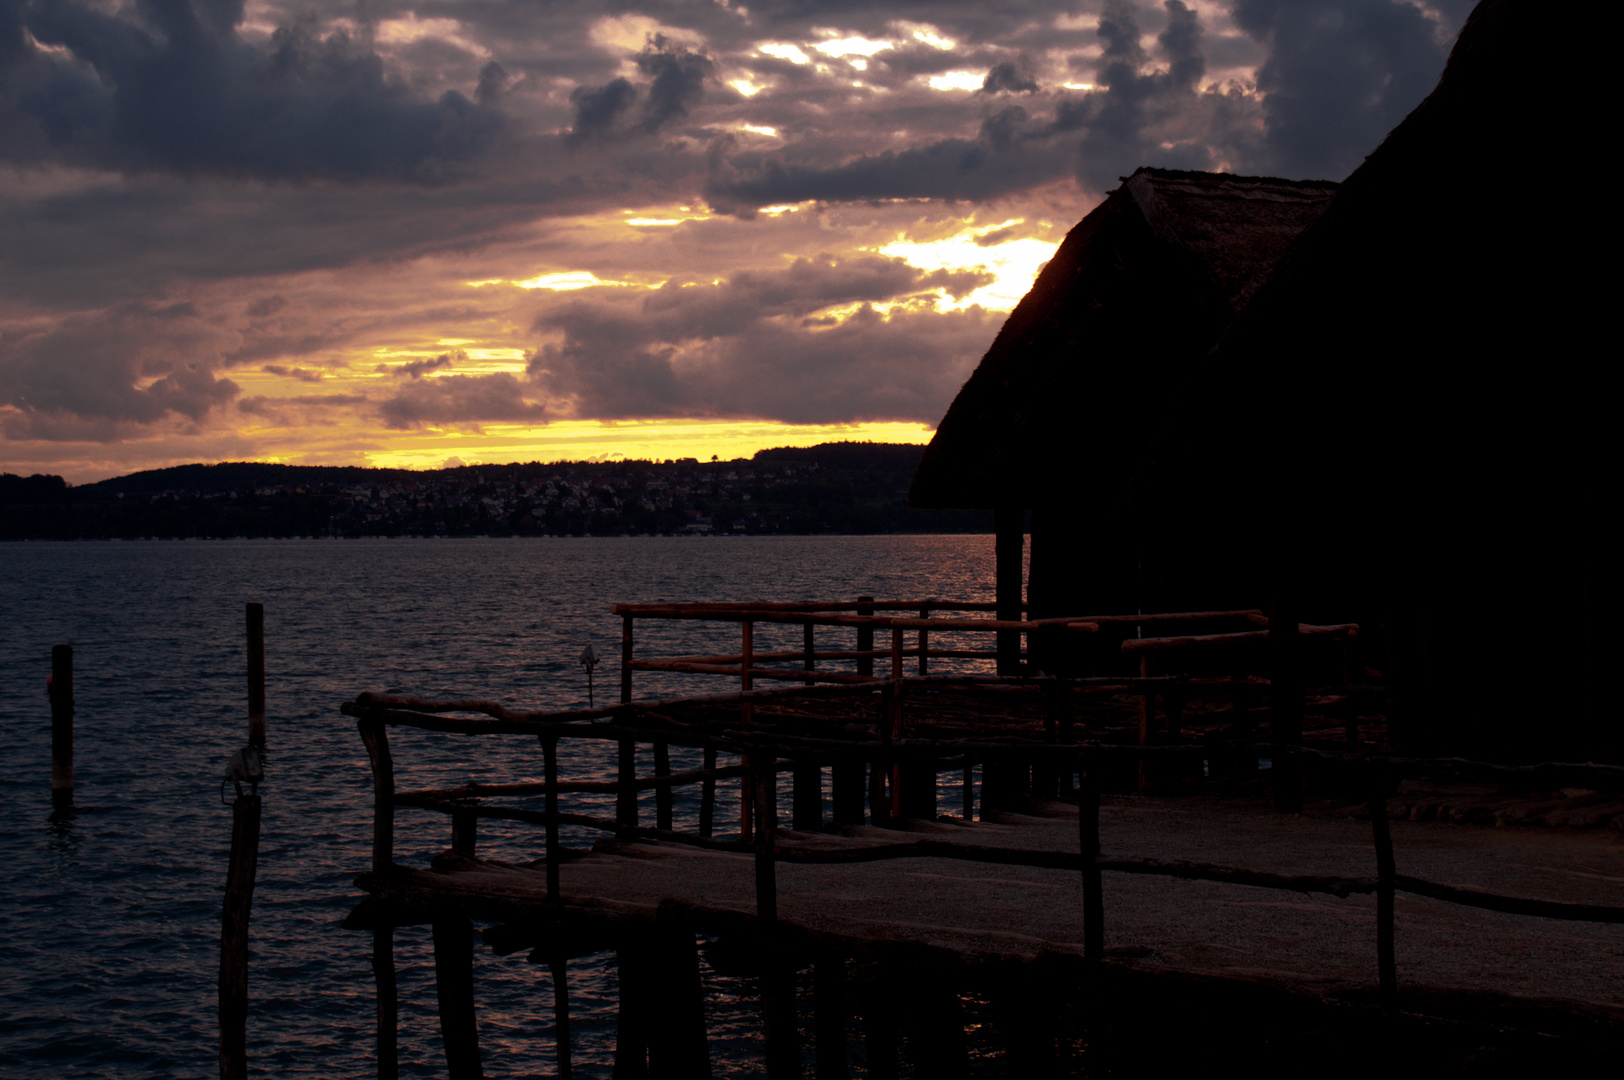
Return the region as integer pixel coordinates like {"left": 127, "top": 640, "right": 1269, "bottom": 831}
{"left": 909, "top": 169, "right": 1335, "bottom": 659}
{"left": 1132, "top": 0, "right": 1610, "bottom": 759}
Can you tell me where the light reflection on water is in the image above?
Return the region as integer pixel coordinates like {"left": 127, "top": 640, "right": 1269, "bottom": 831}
{"left": 0, "top": 536, "right": 999, "bottom": 1078}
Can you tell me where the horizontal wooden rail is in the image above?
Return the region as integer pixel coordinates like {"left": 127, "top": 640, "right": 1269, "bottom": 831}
{"left": 401, "top": 763, "right": 751, "bottom": 802}
{"left": 1123, "top": 625, "right": 1356, "bottom": 653}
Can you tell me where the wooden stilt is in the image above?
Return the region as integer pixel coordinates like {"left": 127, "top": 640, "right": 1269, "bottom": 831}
{"left": 832, "top": 759, "right": 865, "bottom": 826}
{"left": 995, "top": 971, "right": 1057, "bottom": 1079}
{"left": 372, "top": 925, "right": 399, "bottom": 1080}
{"left": 813, "top": 957, "right": 851, "bottom": 1080}
{"left": 699, "top": 747, "right": 717, "bottom": 838}
{"left": 1270, "top": 595, "right": 1303, "bottom": 813}
{"left": 906, "top": 977, "right": 968, "bottom": 1080}
{"left": 219, "top": 792, "right": 260, "bottom": 1080}
{"left": 650, "top": 914, "right": 712, "bottom": 1079}
{"left": 621, "top": 614, "right": 634, "bottom": 705}
{"left": 617, "top": 738, "right": 638, "bottom": 834}
{"left": 550, "top": 954, "right": 573, "bottom": 1080}
{"left": 962, "top": 763, "right": 975, "bottom": 821}
{"left": 432, "top": 916, "right": 484, "bottom": 1080}
{"left": 792, "top": 761, "right": 822, "bottom": 830}
{"left": 856, "top": 597, "right": 874, "bottom": 678}
{"left": 543, "top": 736, "right": 561, "bottom": 900}
{"left": 654, "top": 741, "right": 674, "bottom": 832}
{"left": 614, "top": 931, "right": 652, "bottom": 1080}
{"left": 858, "top": 978, "right": 899, "bottom": 1080}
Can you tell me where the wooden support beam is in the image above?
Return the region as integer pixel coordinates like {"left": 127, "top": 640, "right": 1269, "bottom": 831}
{"left": 433, "top": 917, "right": 484, "bottom": 1080}
{"left": 613, "top": 930, "right": 652, "bottom": 1080}
{"left": 451, "top": 807, "right": 477, "bottom": 857}
{"left": 792, "top": 762, "right": 822, "bottom": 831}
{"left": 649, "top": 914, "right": 712, "bottom": 1079}
{"left": 831, "top": 758, "right": 865, "bottom": 826}
{"left": 699, "top": 747, "right": 717, "bottom": 839}
{"left": 621, "top": 614, "right": 634, "bottom": 705}
{"left": 543, "top": 736, "right": 561, "bottom": 900}
{"left": 372, "top": 926, "right": 398, "bottom": 1080}
{"left": 813, "top": 957, "right": 850, "bottom": 1080}
{"left": 654, "top": 742, "right": 674, "bottom": 832}
{"left": 617, "top": 738, "right": 638, "bottom": 833}
{"left": 1079, "top": 770, "right": 1104, "bottom": 961}
{"left": 1270, "top": 597, "right": 1303, "bottom": 813}
{"left": 906, "top": 977, "right": 968, "bottom": 1080}
{"left": 550, "top": 955, "right": 572, "bottom": 1080}
{"left": 856, "top": 597, "right": 874, "bottom": 678}
{"left": 359, "top": 719, "right": 395, "bottom": 874}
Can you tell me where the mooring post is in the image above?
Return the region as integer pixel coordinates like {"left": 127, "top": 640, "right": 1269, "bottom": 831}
{"left": 433, "top": 917, "right": 484, "bottom": 1080}
{"left": 373, "top": 925, "right": 399, "bottom": 1080}
{"left": 49, "top": 644, "right": 73, "bottom": 811}
{"left": 1079, "top": 760, "right": 1104, "bottom": 960}
{"left": 219, "top": 791, "right": 260, "bottom": 1080}
{"left": 246, "top": 603, "right": 265, "bottom": 750}
{"left": 1369, "top": 769, "right": 1397, "bottom": 994}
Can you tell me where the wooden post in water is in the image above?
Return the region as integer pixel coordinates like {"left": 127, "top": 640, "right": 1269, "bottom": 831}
{"left": 813, "top": 957, "right": 850, "bottom": 1080}
{"left": 246, "top": 603, "right": 265, "bottom": 749}
{"left": 740, "top": 621, "right": 755, "bottom": 842}
{"left": 373, "top": 926, "right": 399, "bottom": 1080}
{"left": 617, "top": 737, "right": 638, "bottom": 834}
{"left": 49, "top": 644, "right": 73, "bottom": 811}
{"left": 654, "top": 742, "right": 674, "bottom": 832}
{"left": 650, "top": 911, "right": 712, "bottom": 1079}
{"left": 433, "top": 917, "right": 484, "bottom": 1080}
{"left": 219, "top": 791, "right": 260, "bottom": 1080}
{"left": 621, "top": 614, "right": 634, "bottom": 705}
{"left": 699, "top": 747, "right": 717, "bottom": 838}
{"left": 917, "top": 602, "right": 931, "bottom": 676}
{"left": 755, "top": 758, "right": 799, "bottom": 1080}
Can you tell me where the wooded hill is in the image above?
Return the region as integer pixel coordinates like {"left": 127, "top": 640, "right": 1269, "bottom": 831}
{"left": 1, "top": 443, "right": 992, "bottom": 540}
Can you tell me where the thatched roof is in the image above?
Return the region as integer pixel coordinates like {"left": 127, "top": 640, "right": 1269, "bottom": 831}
{"left": 910, "top": 168, "right": 1335, "bottom": 509}
{"left": 1133, "top": 0, "right": 1609, "bottom": 757}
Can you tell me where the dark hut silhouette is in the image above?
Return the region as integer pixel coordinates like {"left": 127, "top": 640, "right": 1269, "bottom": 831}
{"left": 1129, "top": 0, "right": 1613, "bottom": 761}
{"left": 910, "top": 168, "right": 1336, "bottom": 669}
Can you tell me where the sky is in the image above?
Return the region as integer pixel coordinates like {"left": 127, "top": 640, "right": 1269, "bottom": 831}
{"left": 0, "top": 0, "right": 1475, "bottom": 483}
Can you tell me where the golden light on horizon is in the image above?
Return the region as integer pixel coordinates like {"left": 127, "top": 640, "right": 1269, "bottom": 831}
{"left": 875, "top": 220, "right": 1059, "bottom": 312}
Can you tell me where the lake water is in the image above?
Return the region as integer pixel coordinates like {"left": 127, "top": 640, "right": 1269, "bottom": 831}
{"left": 0, "top": 536, "right": 1000, "bottom": 1078}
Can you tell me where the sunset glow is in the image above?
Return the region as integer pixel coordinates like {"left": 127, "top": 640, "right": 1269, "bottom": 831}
{"left": 0, "top": 1, "right": 1467, "bottom": 484}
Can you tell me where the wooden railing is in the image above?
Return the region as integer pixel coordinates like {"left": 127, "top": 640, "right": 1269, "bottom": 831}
{"left": 344, "top": 687, "right": 1624, "bottom": 1008}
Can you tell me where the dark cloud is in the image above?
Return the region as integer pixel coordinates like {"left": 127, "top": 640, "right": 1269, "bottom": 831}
{"left": 569, "top": 39, "right": 714, "bottom": 143}
{"left": 383, "top": 351, "right": 462, "bottom": 379}
{"left": 0, "top": 300, "right": 238, "bottom": 437}
{"left": 982, "top": 58, "right": 1039, "bottom": 95}
{"left": 377, "top": 372, "right": 548, "bottom": 430}
{"left": 261, "top": 364, "right": 324, "bottom": 382}
{"left": 4, "top": 1, "right": 503, "bottom": 181}
{"left": 1233, "top": 0, "right": 1449, "bottom": 179}
{"left": 527, "top": 254, "right": 996, "bottom": 423}
{"left": 238, "top": 391, "right": 367, "bottom": 419}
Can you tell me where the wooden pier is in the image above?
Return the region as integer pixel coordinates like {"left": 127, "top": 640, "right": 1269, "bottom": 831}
{"left": 341, "top": 600, "right": 1624, "bottom": 1077}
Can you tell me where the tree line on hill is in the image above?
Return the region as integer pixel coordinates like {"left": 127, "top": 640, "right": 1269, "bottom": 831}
{"left": 0, "top": 443, "right": 993, "bottom": 540}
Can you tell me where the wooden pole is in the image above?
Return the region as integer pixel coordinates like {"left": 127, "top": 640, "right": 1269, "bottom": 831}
{"left": 246, "top": 603, "right": 265, "bottom": 749}
{"left": 650, "top": 915, "right": 712, "bottom": 1079}
{"left": 855, "top": 597, "right": 874, "bottom": 678}
{"left": 917, "top": 603, "right": 931, "bottom": 676}
{"left": 550, "top": 954, "right": 573, "bottom": 1080}
{"left": 543, "top": 736, "right": 561, "bottom": 900}
{"left": 792, "top": 760, "right": 822, "bottom": 831}
{"left": 753, "top": 758, "right": 778, "bottom": 924}
{"left": 700, "top": 747, "right": 717, "bottom": 838}
{"left": 219, "top": 791, "right": 260, "bottom": 1080}
{"left": 621, "top": 614, "right": 634, "bottom": 705}
{"left": 359, "top": 719, "right": 395, "bottom": 873}
{"left": 995, "top": 507, "right": 1023, "bottom": 675}
{"left": 803, "top": 621, "right": 816, "bottom": 686}
{"left": 740, "top": 621, "right": 754, "bottom": 842}
{"left": 617, "top": 737, "right": 638, "bottom": 834}
{"left": 373, "top": 925, "right": 399, "bottom": 1080}
{"left": 433, "top": 917, "right": 484, "bottom": 1080}
{"left": 654, "top": 741, "right": 674, "bottom": 832}
{"left": 1370, "top": 774, "right": 1397, "bottom": 994}
{"left": 49, "top": 644, "right": 73, "bottom": 811}
{"left": 613, "top": 932, "right": 652, "bottom": 1080}
{"left": 813, "top": 957, "right": 850, "bottom": 1080}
